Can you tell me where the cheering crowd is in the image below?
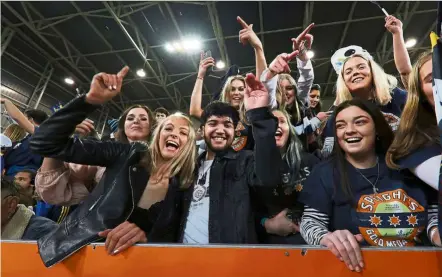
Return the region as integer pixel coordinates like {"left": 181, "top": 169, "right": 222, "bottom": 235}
{"left": 1, "top": 13, "right": 441, "bottom": 272}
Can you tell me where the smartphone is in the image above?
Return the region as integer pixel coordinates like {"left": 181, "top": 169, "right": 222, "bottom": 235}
{"left": 203, "top": 50, "right": 213, "bottom": 75}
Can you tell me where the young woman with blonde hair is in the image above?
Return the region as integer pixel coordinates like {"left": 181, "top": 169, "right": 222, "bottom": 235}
{"left": 320, "top": 16, "right": 412, "bottom": 158}
{"left": 189, "top": 17, "right": 265, "bottom": 152}
{"left": 320, "top": 45, "right": 408, "bottom": 157}
{"left": 387, "top": 51, "right": 440, "bottom": 192}
{"left": 30, "top": 67, "right": 197, "bottom": 267}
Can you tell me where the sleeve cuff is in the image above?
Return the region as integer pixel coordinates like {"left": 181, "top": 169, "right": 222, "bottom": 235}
{"left": 297, "top": 58, "right": 312, "bottom": 69}
{"left": 36, "top": 164, "right": 68, "bottom": 178}
{"left": 245, "top": 107, "right": 274, "bottom": 123}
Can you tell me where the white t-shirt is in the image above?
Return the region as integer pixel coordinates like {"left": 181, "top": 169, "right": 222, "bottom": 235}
{"left": 183, "top": 160, "right": 213, "bottom": 244}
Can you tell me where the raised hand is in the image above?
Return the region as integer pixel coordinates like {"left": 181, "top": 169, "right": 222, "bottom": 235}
{"left": 292, "top": 23, "right": 315, "bottom": 62}
{"left": 98, "top": 221, "right": 147, "bottom": 255}
{"left": 197, "top": 52, "right": 215, "bottom": 79}
{"left": 316, "top": 112, "right": 330, "bottom": 121}
{"left": 320, "top": 230, "right": 364, "bottom": 272}
{"left": 244, "top": 73, "right": 269, "bottom": 111}
{"left": 85, "top": 66, "right": 130, "bottom": 105}
{"left": 237, "top": 16, "right": 263, "bottom": 50}
{"left": 265, "top": 51, "right": 299, "bottom": 81}
{"left": 385, "top": 15, "right": 403, "bottom": 35}
{"left": 264, "top": 209, "right": 299, "bottom": 236}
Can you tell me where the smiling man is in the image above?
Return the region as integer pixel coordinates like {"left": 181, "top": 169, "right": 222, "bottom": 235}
{"left": 181, "top": 75, "right": 283, "bottom": 244}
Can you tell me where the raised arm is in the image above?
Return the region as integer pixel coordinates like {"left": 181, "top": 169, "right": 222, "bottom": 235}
{"left": 30, "top": 66, "right": 132, "bottom": 167}
{"left": 0, "top": 98, "right": 35, "bottom": 134}
{"left": 189, "top": 53, "right": 214, "bottom": 118}
{"left": 385, "top": 15, "right": 412, "bottom": 88}
{"left": 292, "top": 23, "right": 315, "bottom": 106}
{"left": 243, "top": 74, "right": 282, "bottom": 186}
{"left": 237, "top": 16, "right": 267, "bottom": 78}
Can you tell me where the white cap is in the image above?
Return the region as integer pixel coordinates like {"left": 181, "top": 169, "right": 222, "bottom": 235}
{"left": 331, "top": 45, "right": 373, "bottom": 74}
{"left": 0, "top": 134, "right": 12, "bottom": 148}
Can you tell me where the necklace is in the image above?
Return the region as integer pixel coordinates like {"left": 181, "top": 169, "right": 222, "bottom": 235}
{"left": 354, "top": 157, "right": 380, "bottom": 194}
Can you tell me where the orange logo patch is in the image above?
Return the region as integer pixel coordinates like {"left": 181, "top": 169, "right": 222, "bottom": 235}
{"left": 356, "top": 189, "right": 425, "bottom": 247}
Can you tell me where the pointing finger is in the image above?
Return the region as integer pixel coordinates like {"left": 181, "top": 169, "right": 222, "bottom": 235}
{"left": 117, "top": 66, "right": 130, "bottom": 79}
{"left": 298, "top": 23, "right": 315, "bottom": 40}
{"left": 245, "top": 73, "right": 261, "bottom": 90}
{"left": 237, "top": 16, "right": 249, "bottom": 29}
{"left": 286, "top": 50, "right": 299, "bottom": 61}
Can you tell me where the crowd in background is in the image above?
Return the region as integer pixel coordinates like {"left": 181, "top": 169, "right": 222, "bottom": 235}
{"left": 0, "top": 12, "right": 441, "bottom": 272}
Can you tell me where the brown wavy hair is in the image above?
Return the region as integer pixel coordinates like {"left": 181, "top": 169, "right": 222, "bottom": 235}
{"left": 386, "top": 51, "right": 439, "bottom": 169}
{"left": 115, "top": 105, "right": 154, "bottom": 143}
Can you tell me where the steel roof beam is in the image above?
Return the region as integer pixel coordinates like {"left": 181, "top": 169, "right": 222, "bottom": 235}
{"left": 1, "top": 27, "right": 15, "bottom": 56}
{"left": 258, "top": 1, "right": 264, "bottom": 48}
{"left": 70, "top": 1, "right": 162, "bottom": 109}
{"left": 2, "top": 2, "right": 124, "bottom": 114}
{"left": 323, "top": 2, "right": 357, "bottom": 97}
{"left": 381, "top": 2, "right": 420, "bottom": 66}
{"left": 46, "top": 8, "right": 438, "bottom": 61}
{"left": 207, "top": 2, "right": 230, "bottom": 66}
{"left": 103, "top": 1, "right": 185, "bottom": 109}
{"left": 6, "top": 2, "right": 156, "bottom": 28}
{"left": 375, "top": 2, "right": 406, "bottom": 64}
{"left": 303, "top": 1, "right": 314, "bottom": 29}
{"left": 120, "top": 3, "right": 158, "bottom": 18}
{"left": 410, "top": 21, "right": 437, "bottom": 62}
{"left": 164, "top": 2, "right": 212, "bottom": 100}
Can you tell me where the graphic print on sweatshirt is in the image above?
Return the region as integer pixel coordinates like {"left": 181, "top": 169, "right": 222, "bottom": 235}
{"left": 356, "top": 189, "right": 426, "bottom": 247}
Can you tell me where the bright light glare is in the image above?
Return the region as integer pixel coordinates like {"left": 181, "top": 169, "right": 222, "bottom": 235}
{"left": 64, "top": 77, "right": 74, "bottom": 85}
{"left": 166, "top": 38, "right": 202, "bottom": 53}
{"left": 136, "top": 69, "right": 146, "bottom": 77}
{"left": 165, "top": 43, "right": 175, "bottom": 52}
{"left": 173, "top": 41, "right": 183, "bottom": 51}
{"left": 405, "top": 38, "right": 417, "bottom": 48}
{"left": 306, "top": 50, "right": 315, "bottom": 59}
{"left": 216, "top": 60, "right": 226, "bottom": 69}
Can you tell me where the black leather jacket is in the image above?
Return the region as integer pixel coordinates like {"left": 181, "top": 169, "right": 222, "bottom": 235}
{"left": 178, "top": 107, "right": 283, "bottom": 244}
{"left": 30, "top": 95, "right": 183, "bottom": 267}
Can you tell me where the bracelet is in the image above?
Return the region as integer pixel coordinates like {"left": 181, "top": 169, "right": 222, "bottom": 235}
{"left": 197, "top": 76, "right": 204, "bottom": 80}
{"left": 260, "top": 217, "right": 268, "bottom": 227}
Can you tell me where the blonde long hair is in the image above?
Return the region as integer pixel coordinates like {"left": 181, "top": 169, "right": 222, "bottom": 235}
{"left": 386, "top": 51, "right": 438, "bottom": 169}
{"left": 147, "top": 113, "right": 196, "bottom": 188}
{"left": 277, "top": 73, "right": 302, "bottom": 124}
{"left": 219, "top": 75, "right": 245, "bottom": 104}
{"left": 4, "top": 124, "right": 26, "bottom": 142}
{"left": 335, "top": 55, "right": 398, "bottom": 106}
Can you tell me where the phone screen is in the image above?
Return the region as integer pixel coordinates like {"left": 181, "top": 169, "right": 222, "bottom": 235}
{"left": 203, "top": 50, "right": 213, "bottom": 74}
{"left": 203, "top": 50, "right": 212, "bottom": 59}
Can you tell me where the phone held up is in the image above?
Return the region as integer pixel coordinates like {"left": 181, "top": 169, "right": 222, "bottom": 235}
{"left": 203, "top": 50, "right": 213, "bottom": 75}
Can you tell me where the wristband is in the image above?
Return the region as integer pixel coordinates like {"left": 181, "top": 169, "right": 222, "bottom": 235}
{"left": 260, "top": 217, "right": 268, "bottom": 227}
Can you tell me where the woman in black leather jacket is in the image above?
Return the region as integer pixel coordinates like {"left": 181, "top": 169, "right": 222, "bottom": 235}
{"left": 30, "top": 67, "right": 197, "bottom": 267}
